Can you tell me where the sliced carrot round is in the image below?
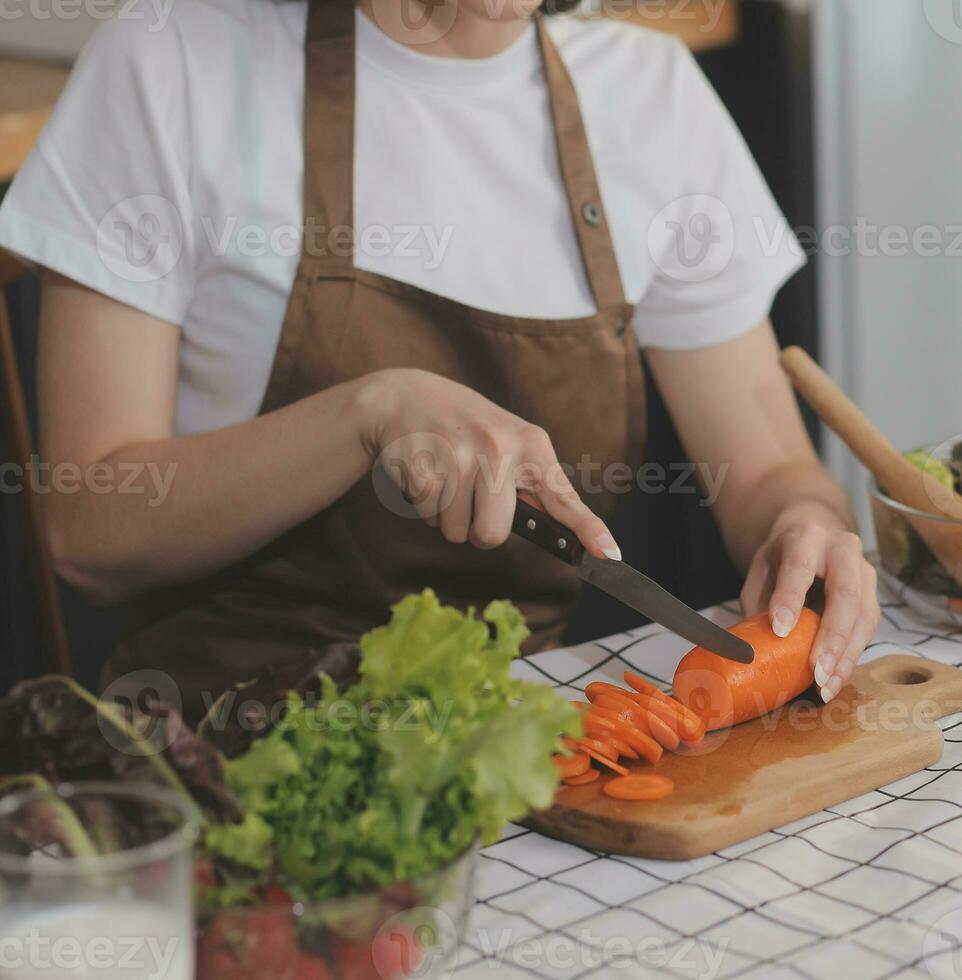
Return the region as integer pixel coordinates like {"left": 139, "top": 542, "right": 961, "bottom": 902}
{"left": 584, "top": 713, "right": 662, "bottom": 765}
{"left": 585, "top": 682, "right": 639, "bottom": 706}
{"left": 579, "top": 745, "right": 630, "bottom": 775}
{"left": 617, "top": 728, "right": 663, "bottom": 765}
{"left": 646, "top": 712, "right": 681, "bottom": 751}
{"left": 623, "top": 671, "right": 672, "bottom": 702}
{"left": 603, "top": 774, "right": 674, "bottom": 801}
{"left": 566, "top": 735, "right": 616, "bottom": 759}
{"left": 553, "top": 751, "right": 590, "bottom": 779}
{"left": 635, "top": 691, "right": 706, "bottom": 744}
{"left": 585, "top": 706, "right": 651, "bottom": 735}
{"left": 591, "top": 696, "right": 652, "bottom": 732}
{"left": 563, "top": 769, "right": 601, "bottom": 786}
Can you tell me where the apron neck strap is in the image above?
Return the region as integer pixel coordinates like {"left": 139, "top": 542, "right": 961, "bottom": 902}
{"left": 303, "top": 0, "right": 356, "bottom": 277}
{"left": 534, "top": 15, "right": 627, "bottom": 312}
{"left": 300, "top": 2, "right": 628, "bottom": 311}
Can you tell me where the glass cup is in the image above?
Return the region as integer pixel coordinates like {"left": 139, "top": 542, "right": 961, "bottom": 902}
{"left": 0, "top": 780, "right": 199, "bottom": 979}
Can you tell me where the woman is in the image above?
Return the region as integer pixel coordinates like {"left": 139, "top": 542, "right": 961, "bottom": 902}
{"left": 0, "top": 0, "right": 878, "bottom": 722}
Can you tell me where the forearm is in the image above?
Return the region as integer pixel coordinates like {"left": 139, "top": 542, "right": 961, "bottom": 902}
{"left": 717, "top": 459, "right": 855, "bottom": 572}
{"left": 46, "top": 377, "right": 373, "bottom": 604}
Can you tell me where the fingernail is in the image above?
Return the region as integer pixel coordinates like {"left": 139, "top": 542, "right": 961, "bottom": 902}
{"left": 596, "top": 532, "right": 621, "bottom": 561}
{"left": 820, "top": 685, "right": 833, "bottom": 704}
{"left": 813, "top": 655, "right": 835, "bottom": 689}
{"left": 772, "top": 608, "right": 795, "bottom": 638}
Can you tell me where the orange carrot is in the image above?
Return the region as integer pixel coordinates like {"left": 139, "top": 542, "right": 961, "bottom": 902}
{"left": 619, "top": 729, "right": 663, "bottom": 765}
{"left": 668, "top": 704, "right": 706, "bottom": 744}
{"left": 591, "top": 695, "right": 652, "bottom": 729}
{"left": 639, "top": 692, "right": 706, "bottom": 744}
{"left": 583, "top": 713, "right": 625, "bottom": 739}
{"left": 603, "top": 774, "right": 674, "bottom": 801}
{"left": 590, "top": 680, "right": 705, "bottom": 745}
{"left": 588, "top": 702, "right": 653, "bottom": 741}
{"left": 632, "top": 693, "right": 700, "bottom": 747}
{"left": 672, "top": 610, "right": 820, "bottom": 731}
{"left": 579, "top": 745, "right": 630, "bottom": 775}
{"left": 645, "top": 712, "right": 681, "bottom": 751}
{"left": 585, "top": 682, "right": 641, "bottom": 706}
{"left": 623, "top": 672, "right": 673, "bottom": 703}
{"left": 594, "top": 694, "right": 681, "bottom": 751}
{"left": 567, "top": 735, "right": 617, "bottom": 759}
{"left": 563, "top": 769, "right": 601, "bottom": 786}
{"left": 553, "top": 751, "right": 590, "bottom": 779}
{"left": 583, "top": 711, "right": 662, "bottom": 764}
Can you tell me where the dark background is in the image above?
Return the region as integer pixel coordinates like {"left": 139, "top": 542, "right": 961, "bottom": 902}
{"left": 1, "top": 0, "right": 820, "bottom": 694}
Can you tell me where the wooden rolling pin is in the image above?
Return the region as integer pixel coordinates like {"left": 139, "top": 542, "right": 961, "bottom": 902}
{"left": 780, "top": 346, "right": 962, "bottom": 587}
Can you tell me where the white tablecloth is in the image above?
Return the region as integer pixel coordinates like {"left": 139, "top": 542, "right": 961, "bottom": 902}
{"left": 454, "top": 596, "right": 962, "bottom": 980}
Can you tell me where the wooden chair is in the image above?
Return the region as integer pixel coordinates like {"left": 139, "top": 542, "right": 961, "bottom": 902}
{"left": 0, "top": 249, "right": 72, "bottom": 676}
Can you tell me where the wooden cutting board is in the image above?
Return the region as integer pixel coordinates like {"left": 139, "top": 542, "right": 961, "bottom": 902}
{"left": 526, "top": 654, "right": 962, "bottom": 859}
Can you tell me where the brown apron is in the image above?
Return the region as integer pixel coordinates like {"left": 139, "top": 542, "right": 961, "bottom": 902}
{"left": 103, "top": 0, "right": 646, "bottom": 724}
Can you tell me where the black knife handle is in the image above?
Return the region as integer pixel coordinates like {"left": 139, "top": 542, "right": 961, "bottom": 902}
{"left": 512, "top": 499, "right": 585, "bottom": 566}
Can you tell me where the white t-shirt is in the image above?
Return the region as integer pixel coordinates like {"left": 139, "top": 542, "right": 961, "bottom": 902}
{"left": 0, "top": 0, "right": 804, "bottom": 437}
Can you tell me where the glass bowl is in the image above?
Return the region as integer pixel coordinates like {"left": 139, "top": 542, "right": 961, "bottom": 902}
{"left": 194, "top": 840, "right": 478, "bottom": 980}
{"left": 869, "top": 467, "right": 962, "bottom": 627}
{"left": 0, "top": 780, "right": 199, "bottom": 980}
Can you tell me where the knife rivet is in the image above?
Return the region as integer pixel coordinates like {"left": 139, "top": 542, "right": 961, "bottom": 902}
{"left": 526, "top": 519, "right": 537, "bottom": 531}
{"left": 558, "top": 537, "right": 567, "bottom": 550}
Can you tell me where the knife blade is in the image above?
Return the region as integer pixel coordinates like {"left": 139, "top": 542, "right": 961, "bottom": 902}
{"left": 512, "top": 499, "right": 754, "bottom": 664}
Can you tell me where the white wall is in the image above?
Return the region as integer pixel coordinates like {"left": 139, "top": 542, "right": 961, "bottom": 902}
{"left": 814, "top": 0, "right": 962, "bottom": 537}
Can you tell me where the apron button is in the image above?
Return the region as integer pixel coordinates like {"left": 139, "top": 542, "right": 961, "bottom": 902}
{"left": 581, "top": 202, "right": 602, "bottom": 227}
{"left": 615, "top": 316, "right": 628, "bottom": 337}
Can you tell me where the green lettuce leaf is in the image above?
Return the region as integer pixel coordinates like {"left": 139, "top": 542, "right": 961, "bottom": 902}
{"left": 203, "top": 590, "right": 579, "bottom": 900}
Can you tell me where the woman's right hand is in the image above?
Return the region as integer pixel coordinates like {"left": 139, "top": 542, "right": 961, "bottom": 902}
{"left": 357, "top": 368, "right": 621, "bottom": 559}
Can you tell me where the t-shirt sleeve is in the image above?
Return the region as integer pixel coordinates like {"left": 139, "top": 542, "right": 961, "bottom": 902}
{"left": 633, "top": 38, "right": 805, "bottom": 350}
{"left": 0, "top": 11, "right": 195, "bottom": 325}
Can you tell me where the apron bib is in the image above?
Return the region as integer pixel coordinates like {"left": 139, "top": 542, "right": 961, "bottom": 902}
{"left": 104, "top": 0, "right": 646, "bottom": 723}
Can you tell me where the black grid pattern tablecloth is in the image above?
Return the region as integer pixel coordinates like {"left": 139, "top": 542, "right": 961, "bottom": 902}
{"left": 453, "top": 595, "right": 962, "bottom": 980}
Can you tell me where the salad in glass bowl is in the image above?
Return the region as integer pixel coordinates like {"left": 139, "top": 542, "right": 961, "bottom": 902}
{"left": 0, "top": 591, "right": 581, "bottom": 980}
{"left": 870, "top": 440, "right": 962, "bottom": 626}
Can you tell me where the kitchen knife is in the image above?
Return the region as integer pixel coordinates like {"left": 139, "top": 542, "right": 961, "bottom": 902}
{"left": 511, "top": 499, "right": 754, "bottom": 664}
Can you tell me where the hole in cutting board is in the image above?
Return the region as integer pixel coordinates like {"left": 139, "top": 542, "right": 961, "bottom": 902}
{"left": 875, "top": 666, "right": 932, "bottom": 686}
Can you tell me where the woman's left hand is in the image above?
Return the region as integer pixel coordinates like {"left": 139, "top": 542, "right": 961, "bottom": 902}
{"left": 740, "top": 502, "right": 881, "bottom": 703}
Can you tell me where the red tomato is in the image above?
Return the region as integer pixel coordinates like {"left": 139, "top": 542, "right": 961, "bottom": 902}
{"left": 196, "top": 909, "right": 297, "bottom": 980}
{"left": 330, "top": 926, "right": 422, "bottom": 980}
{"left": 291, "top": 951, "right": 335, "bottom": 980}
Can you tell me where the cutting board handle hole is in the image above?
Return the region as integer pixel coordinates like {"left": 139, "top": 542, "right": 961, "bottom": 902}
{"left": 876, "top": 666, "right": 932, "bottom": 686}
